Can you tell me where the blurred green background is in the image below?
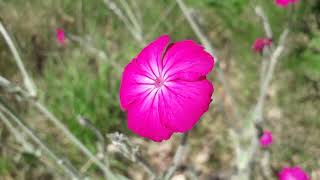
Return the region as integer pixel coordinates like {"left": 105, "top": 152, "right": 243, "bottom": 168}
{"left": 0, "top": 0, "right": 319, "bottom": 179}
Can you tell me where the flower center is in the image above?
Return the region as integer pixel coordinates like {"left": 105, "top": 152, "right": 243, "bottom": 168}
{"left": 154, "top": 77, "right": 165, "bottom": 88}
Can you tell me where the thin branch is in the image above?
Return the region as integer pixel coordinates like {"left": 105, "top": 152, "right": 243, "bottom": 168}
{"left": 260, "top": 58, "right": 269, "bottom": 92}
{"left": 163, "top": 133, "right": 189, "bottom": 180}
{"left": 0, "top": 21, "right": 37, "bottom": 97}
{"left": 33, "top": 101, "right": 119, "bottom": 180}
{"left": 80, "top": 158, "right": 94, "bottom": 174}
{"left": 255, "top": 5, "right": 276, "bottom": 101}
{"left": 68, "top": 34, "right": 122, "bottom": 73}
{"left": 253, "top": 29, "right": 289, "bottom": 123}
{"left": 255, "top": 6, "right": 273, "bottom": 39}
{"left": 68, "top": 34, "right": 109, "bottom": 60}
{"left": 0, "top": 107, "right": 35, "bottom": 153}
{"left": 77, "top": 116, "right": 105, "bottom": 149}
{"left": 0, "top": 76, "right": 10, "bottom": 86}
{"left": 256, "top": 5, "right": 274, "bottom": 94}
{"left": 176, "top": 0, "right": 216, "bottom": 60}
{"left": 185, "top": 166, "right": 199, "bottom": 180}
{"left": 77, "top": 115, "right": 109, "bottom": 169}
{"left": 107, "top": 132, "right": 157, "bottom": 180}
{"left": 231, "top": 4, "right": 290, "bottom": 179}
{"left": 233, "top": 28, "right": 289, "bottom": 179}
{"left": 0, "top": 76, "right": 125, "bottom": 180}
{"left": 0, "top": 75, "right": 31, "bottom": 98}
{"left": 0, "top": 102, "right": 80, "bottom": 179}
{"left": 256, "top": 47, "right": 273, "bottom": 123}
{"left": 104, "top": 0, "right": 144, "bottom": 45}
{"left": 260, "top": 151, "right": 272, "bottom": 179}
{"left": 118, "top": 0, "right": 142, "bottom": 33}
{"left": 176, "top": 0, "right": 242, "bottom": 121}
{"left": 146, "top": 1, "right": 177, "bottom": 39}
{"left": 230, "top": 126, "right": 258, "bottom": 180}
{"left": 129, "top": 0, "right": 143, "bottom": 27}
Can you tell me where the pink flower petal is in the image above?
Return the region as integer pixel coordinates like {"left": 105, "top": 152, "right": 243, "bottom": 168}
{"left": 120, "top": 35, "right": 170, "bottom": 110}
{"left": 159, "top": 79, "right": 213, "bottom": 132}
{"left": 127, "top": 89, "right": 173, "bottom": 142}
{"left": 119, "top": 35, "right": 215, "bottom": 141}
{"left": 162, "top": 40, "right": 214, "bottom": 81}
{"left": 275, "top": 0, "right": 299, "bottom": 7}
{"left": 136, "top": 35, "right": 170, "bottom": 79}
{"left": 278, "top": 166, "right": 310, "bottom": 180}
{"left": 275, "top": 0, "right": 290, "bottom": 7}
{"left": 119, "top": 59, "right": 155, "bottom": 110}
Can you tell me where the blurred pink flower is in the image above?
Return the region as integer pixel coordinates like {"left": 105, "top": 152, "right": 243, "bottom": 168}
{"left": 259, "top": 130, "right": 273, "bottom": 148}
{"left": 278, "top": 166, "right": 310, "bottom": 180}
{"left": 252, "top": 38, "right": 272, "bottom": 53}
{"left": 56, "top": 28, "right": 66, "bottom": 46}
{"left": 275, "top": 0, "right": 300, "bottom": 7}
{"left": 119, "top": 35, "right": 214, "bottom": 142}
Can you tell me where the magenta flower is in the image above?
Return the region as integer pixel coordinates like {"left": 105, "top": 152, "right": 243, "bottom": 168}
{"left": 259, "top": 130, "right": 273, "bottom": 148}
{"left": 278, "top": 166, "right": 310, "bottom": 180}
{"left": 275, "top": 0, "right": 300, "bottom": 7}
{"left": 252, "top": 38, "right": 272, "bottom": 53}
{"left": 119, "top": 35, "right": 214, "bottom": 142}
{"left": 56, "top": 28, "right": 66, "bottom": 46}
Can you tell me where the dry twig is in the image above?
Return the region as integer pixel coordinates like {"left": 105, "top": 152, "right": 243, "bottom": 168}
{"left": 0, "top": 21, "right": 37, "bottom": 97}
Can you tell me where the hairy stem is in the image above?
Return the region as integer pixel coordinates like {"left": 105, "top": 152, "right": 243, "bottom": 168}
{"left": 163, "top": 133, "right": 189, "bottom": 180}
